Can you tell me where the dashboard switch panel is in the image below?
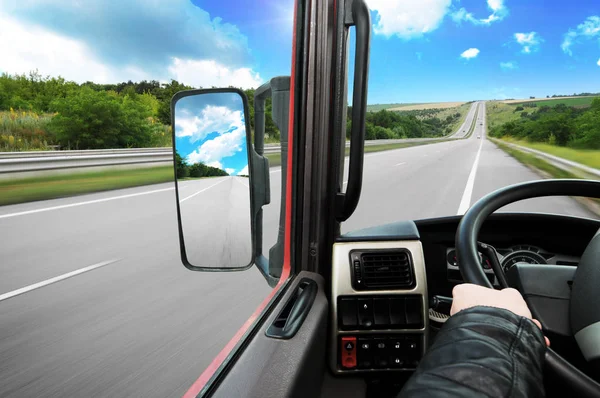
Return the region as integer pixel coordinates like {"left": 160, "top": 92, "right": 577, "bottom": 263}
{"left": 331, "top": 241, "right": 429, "bottom": 375}
{"left": 342, "top": 335, "right": 423, "bottom": 371}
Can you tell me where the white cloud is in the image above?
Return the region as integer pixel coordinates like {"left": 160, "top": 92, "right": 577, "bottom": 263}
{"left": 175, "top": 105, "right": 244, "bottom": 143}
{"left": 225, "top": 168, "right": 235, "bottom": 175}
{"left": 561, "top": 16, "right": 600, "bottom": 56}
{"left": 237, "top": 165, "right": 249, "bottom": 176}
{"left": 597, "top": 58, "right": 600, "bottom": 67}
{"left": 460, "top": 48, "right": 480, "bottom": 59}
{"left": 0, "top": 12, "right": 149, "bottom": 83}
{"left": 365, "top": 0, "right": 452, "bottom": 39}
{"left": 451, "top": 0, "right": 508, "bottom": 26}
{"left": 514, "top": 32, "right": 542, "bottom": 54}
{"left": 168, "top": 58, "right": 262, "bottom": 89}
{"left": 206, "top": 161, "right": 223, "bottom": 170}
{"left": 500, "top": 61, "right": 517, "bottom": 70}
{"left": 186, "top": 121, "right": 246, "bottom": 168}
{"left": 0, "top": 12, "right": 263, "bottom": 88}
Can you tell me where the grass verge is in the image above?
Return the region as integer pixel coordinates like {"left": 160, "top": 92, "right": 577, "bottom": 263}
{"left": 499, "top": 138, "right": 600, "bottom": 170}
{"left": 492, "top": 140, "right": 600, "bottom": 216}
{"left": 0, "top": 166, "right": 174, "bottom": 206}
{"left": 1, "top": 137, "right": 459, "bottom": 206}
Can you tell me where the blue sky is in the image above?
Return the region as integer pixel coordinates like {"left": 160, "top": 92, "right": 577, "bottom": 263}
{"left": 174, "top": 92, "right": 248, "bottom": 175}
{"left": 0, "top": 0, "right": 598, "bottom": 104}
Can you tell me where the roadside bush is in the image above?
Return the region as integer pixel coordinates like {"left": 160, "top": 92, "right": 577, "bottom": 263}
{"left": 48, "top": 88, "right": 153, "bottom": 149}
{"left": 490, "top": 97, "right": 600, "bottom": 149}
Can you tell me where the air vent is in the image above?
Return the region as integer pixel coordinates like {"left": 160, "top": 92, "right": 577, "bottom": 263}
{"left": 350, "top": 250, "right": 415, "bottom": 290}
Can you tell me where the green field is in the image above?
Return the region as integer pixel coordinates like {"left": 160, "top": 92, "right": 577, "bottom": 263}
{"left": 486, "top": 101, "right": 523, "bottom": 131}
{"left": 510, "top": 97, "right": 595, "bottom": 108}
{"left": 0, "top": 166, "right": 174, "bottom": 206}
{"left": 499, "top": 137, "right": 600, "bottom": 170}
{"left": 366, "top": 103, "right": 421, "bottom": 112}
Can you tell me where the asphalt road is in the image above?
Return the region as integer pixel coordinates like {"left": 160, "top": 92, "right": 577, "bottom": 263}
{"left": 0, "top": 101, "right": 596, "bottom": 397}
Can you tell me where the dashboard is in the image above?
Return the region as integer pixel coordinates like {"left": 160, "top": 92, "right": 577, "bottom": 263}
{"left": 446, "top": 244, "right": 581, "bottom": 285}
{"left": 330, "top": 213, "right": 599, "bottom": 377}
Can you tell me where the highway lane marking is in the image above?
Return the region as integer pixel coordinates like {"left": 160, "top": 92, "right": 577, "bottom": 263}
{"left": 457, "top": 122, "right": 485, "bottom": 215}
{"left": 395, "top": 162, "right": 406, "bottom": 166}
{"left": 236, "top": 178, "right": 249, "bottom": 188}
{"left": 0, "top": 259, "right": 120, "bottom": 302}
{"left": 179, "top": 178, "right": 229, "bottom": 203}
{"left": 0, "top": 187, "right": 175, "bottom": 220}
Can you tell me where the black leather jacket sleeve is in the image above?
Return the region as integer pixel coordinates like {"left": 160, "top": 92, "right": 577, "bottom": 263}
{"left": 399, "top": 306, "right": 547, "bottom": 398}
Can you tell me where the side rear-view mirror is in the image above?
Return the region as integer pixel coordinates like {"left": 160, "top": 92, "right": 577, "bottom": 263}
{"left": 171, "top": 89, "right": 269, "bottom": 271}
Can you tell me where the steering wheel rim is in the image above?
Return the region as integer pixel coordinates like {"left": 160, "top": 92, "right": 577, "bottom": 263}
{"left": 455, "top": 179, "right": 600, "bottom": 396}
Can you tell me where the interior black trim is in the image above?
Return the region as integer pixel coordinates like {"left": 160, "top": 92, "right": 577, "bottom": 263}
{"left": 545, "top": 349, "right": 600, "bottom": 398}
{"left": 338, "top": 221, "right": 420, "bottom": 242}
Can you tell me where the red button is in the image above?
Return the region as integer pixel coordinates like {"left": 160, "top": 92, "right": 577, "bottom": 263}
{"left": 341, "top": 337, "right": 357, "bottom": 369}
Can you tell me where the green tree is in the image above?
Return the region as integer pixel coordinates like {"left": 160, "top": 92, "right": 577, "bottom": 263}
{"left": 48, "top": 87, "right": 153, "bottom": 149}
{"left": 175, "top": 152, "right": 189, "bottom": 179}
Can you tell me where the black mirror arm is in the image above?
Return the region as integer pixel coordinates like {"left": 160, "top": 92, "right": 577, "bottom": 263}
{"left": 252, "top": 82, "right": 273, "bottom": 285}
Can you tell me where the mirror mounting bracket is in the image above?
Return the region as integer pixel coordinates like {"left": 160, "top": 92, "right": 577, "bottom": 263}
{"left": 253, "top": 77, "right": 290, "bottom": 286}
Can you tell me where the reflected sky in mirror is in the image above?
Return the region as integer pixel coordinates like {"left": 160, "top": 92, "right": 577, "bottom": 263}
{"left": 175, "top": 93, "right": 248, "bottom": 176}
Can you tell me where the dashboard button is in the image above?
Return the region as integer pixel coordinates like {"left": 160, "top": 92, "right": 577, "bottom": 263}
{"left": 358, "top": 298, "right": 374, "bottom": 328}
{"left": 373, "top": 298, "right": 390, "bottom": 327}
{"left": 339, "top": 298, "right": 358, "bottom": 329}
{"left": 341, "top": 337, "right": 357, "bottom": 369}
{"left": 357, "top": 337, "right": 373, "bottom": 369}
{"left": 389, "top": 298, "right": 406, "bottom": 326}
{"left": 405, "top": 297, "right": 423, "bottom": 327}
{"left": 373, "top": 338, "right": 389, "bottom": 368}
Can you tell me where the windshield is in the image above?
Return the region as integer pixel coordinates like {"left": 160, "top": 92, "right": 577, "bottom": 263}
{"left": 342, "top": 0, "right": 600, "bottom": 233}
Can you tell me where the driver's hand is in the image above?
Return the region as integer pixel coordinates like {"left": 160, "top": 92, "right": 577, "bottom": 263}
{"left": 451, "top": 283, "right": 550, "bottom": 346}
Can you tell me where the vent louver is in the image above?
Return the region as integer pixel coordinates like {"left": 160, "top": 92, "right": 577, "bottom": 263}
{"left": 351, "top": 250, "right": 415, "bottom": 290}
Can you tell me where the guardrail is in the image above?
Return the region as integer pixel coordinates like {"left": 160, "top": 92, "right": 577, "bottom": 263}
{"left": 490, "top": 138, "right": 600, "bottom": 178}
{"left": 0, "top": 148, "right": 173, "bottom": 179}
{"left": 0, "top": 137, "right": 457, "bottom": 178}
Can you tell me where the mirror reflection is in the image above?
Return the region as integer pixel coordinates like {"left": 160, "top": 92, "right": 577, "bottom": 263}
{"left": 173, "top": 92, "right": 252, "bottom": 269}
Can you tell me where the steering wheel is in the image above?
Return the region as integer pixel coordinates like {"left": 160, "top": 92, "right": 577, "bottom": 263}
{"left": 455, "top": 179, "right": 600, "bottom": 396}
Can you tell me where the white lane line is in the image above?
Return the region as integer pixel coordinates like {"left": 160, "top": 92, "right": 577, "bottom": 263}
{"left": 236, "top": 178, "right": 249, "bottom": 189}
{"left": 457, "top": 129, "right": 485, "bottom": 215}
{"left": 179, "top": 178, "right": 229, "bottom": 203}
{"left": 0, "top": 259, "right": 120, "bottom": 302}
{"left": 395, "top": 162, "right": 406, "bottom": 166}
{"left": 0, "top": 187, "right": 174, "bottom": 220}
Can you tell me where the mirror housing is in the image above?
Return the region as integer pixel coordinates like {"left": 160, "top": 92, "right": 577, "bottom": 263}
{"left": 171, "top": 88, "right": 270, "bottom": 272}
{"left": 171, "top": 78, "right": 289, "bottom": 287}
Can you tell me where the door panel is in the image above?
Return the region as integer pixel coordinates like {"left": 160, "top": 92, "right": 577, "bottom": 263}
{"left": 210, "top": 272, "right": 328, "bottom": 398}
